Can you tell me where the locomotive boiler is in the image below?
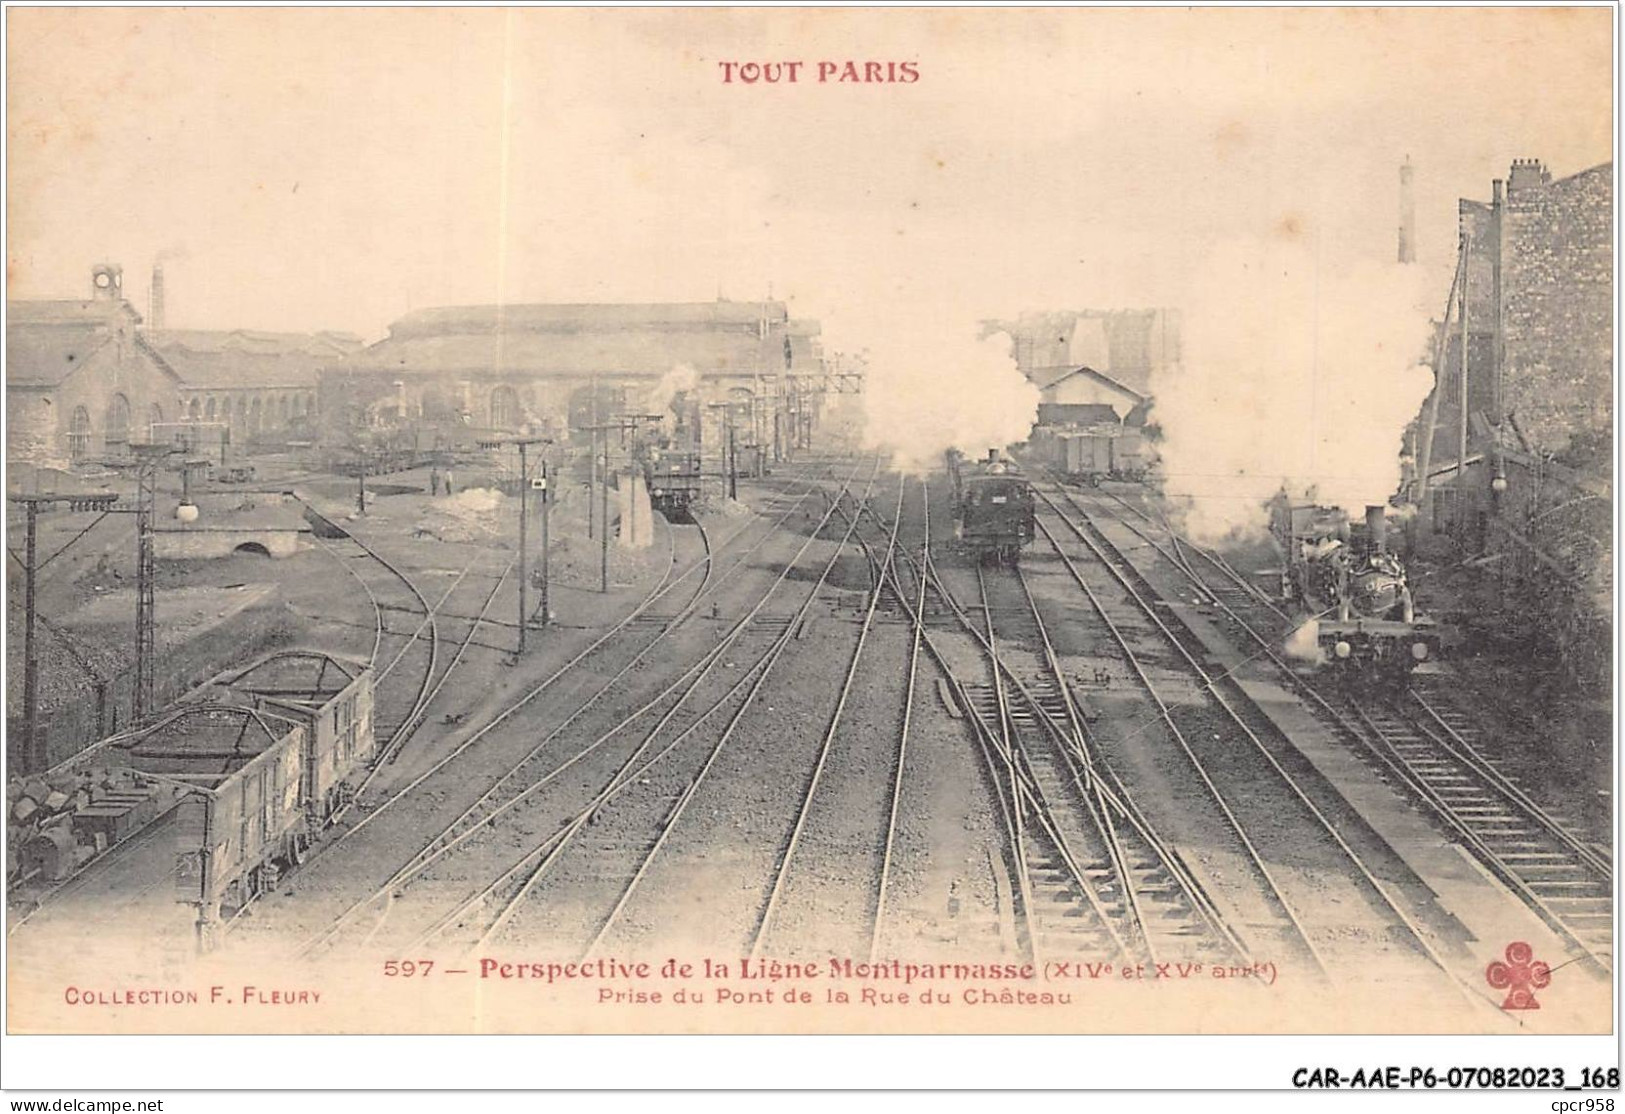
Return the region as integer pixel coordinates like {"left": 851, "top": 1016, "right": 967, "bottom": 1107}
{"left": 947, "top": 449, "right": 1036, "bottom": 563}
{"left": 1269, "top": 499, "right": 1440, "bottom": 677}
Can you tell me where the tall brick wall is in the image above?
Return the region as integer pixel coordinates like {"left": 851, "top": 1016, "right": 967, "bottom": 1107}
{"left": 1501, "top": 163, "right": 1613, "bottom": 452}
{"left": 6, "top": 391, "right": 65, "bottom": 471}
{"left": 1411, "top": 160, "right": 1613, "bottom": 694}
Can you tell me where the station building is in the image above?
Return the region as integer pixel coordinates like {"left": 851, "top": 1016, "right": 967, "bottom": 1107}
{"left": 154, "top": 329, "right": 361, "bottom": 445}
{"left": 318, "top": 299, "right": 825, "bottom": 454}
{"left": 6, "top": 264, "right": 364, "bottom": 474}
{"left": 6, "top": 266, "right": 186, "bottom": 474}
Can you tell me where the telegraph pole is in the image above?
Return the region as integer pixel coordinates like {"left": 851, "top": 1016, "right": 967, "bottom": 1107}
{"left": 18, "top": 500, "right": 40, "bottom": 773}
{"left": 519, "top": 442, "right": 531, "bottom": 653}
{"left": 8, "top": 491, "right": 121, "bottom": 774}
{"left": 580, "top": 419, "right": 650, "bottom": 593}
{"left": 480, "top": 436, "right": 551, "bottom": 655}
{"left": 131, "top": 444, "right": 172, "bottom": 722}
{"left": 601, "top": 442, "right": 610, "bottom": 591}
{"left": 706, "top": 402, "right": 741, "bottom": 502}
{"left": 540, "top": 458, "right": 550, "bottom": 626}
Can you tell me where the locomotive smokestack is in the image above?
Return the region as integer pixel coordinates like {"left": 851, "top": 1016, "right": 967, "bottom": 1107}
{"left": 987, "top": 448, "right": 998, "bottom": 463}
{"left": 1365, "top": 505, "right": 1387, "bottom": 553}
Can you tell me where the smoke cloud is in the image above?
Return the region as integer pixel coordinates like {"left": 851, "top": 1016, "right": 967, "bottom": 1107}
{"left": 1150, "top": 237, "right": 1436, "bottom": 542}
{"left": 839, "top": 318, "right": 1039, "bottom": 476}
{"left": 643, "top": 363, "right": 701, "bottom": 421}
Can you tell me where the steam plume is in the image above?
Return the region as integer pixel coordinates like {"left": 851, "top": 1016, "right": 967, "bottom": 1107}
{"left": 1150, "top": 237, "right": 1435, "bottom": 542}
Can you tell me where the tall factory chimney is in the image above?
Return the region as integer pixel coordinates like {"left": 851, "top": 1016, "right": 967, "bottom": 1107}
{"left": 1397, "top": 156, "right": 1416, "bottom": 264}
{"left": 148, "top": 262, "right": 166, "bottom": 333}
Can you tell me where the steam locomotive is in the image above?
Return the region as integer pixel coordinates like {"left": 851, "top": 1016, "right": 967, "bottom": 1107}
{"left": 1269, "top": 498, "right": 1440, "bottom": 677}
{"left": 647, "top": 446, "right": 704, "bottom": 521}
{"left": 946, "top": 449, "right": 1036, "bottom": 563}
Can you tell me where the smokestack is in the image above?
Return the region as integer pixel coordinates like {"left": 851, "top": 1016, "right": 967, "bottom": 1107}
{"left": 987, "top": 448, "right": 998, "bottom": 463}
{"left": 1365, "top": 505, "right": 1387, "bottom": 553}
{"left": 1397, "top": 157, "right": 1416, "bottom": 264}
{"left": 149, "top": 262, "right": 166, "bottom": 333}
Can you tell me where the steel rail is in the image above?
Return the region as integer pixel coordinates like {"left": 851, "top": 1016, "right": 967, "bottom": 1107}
{"left": 1026, "top": 509, "right": 1324, "bottom": 973}
{"left": 372, "top": 558, "right": 515, "bottom": 770}
{"left": 295, "top": 457, "right": 864, "bottom": 957}
{"left": 871, "top": 477, "right": 931, "bottom": 963}
{"left": 833, "top": 490, "right": 1248, "bottom": 969}
{"left": 578, "top": 462, "right": 885, "bottom": 959}
{"left": 413, "top": 463, "right": 883, "bottom": 953}
{"left": 295, "top": 457, "right": 835, "bottom": 877}
{"left": 1040, "top": 485, "right": 1502, "bottom": 1009}
{"left": 1407, "top": 687, "right": 1611, "bottom": 877}
{"left": 971, "top": 561, "right": 1135, "bottom": 966}
{"left": 1012, "top": 560, "right": 1156, "bottom": 959}
{"left": 1084, "top": 485, "right": 1612, "bottom": 974}
{"left": 749, "top": 473, "right": 906, "bottom": 958}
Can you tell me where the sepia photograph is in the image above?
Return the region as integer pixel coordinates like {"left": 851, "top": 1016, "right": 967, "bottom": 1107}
{"left": 1, "top": 4, "right": 1616, "bottom": 1088}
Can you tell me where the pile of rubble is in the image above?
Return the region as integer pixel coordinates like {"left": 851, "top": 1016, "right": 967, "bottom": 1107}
{"left": 6, "top": 767, "right": 175, "bottom": 886}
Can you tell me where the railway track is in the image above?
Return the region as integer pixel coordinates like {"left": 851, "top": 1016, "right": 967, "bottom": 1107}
{"left": 745, "top": 473, "right": 911, "bottom": 960}
{"left": 870, "top": 478, "right": 932, "bottom": 961}
{"left": 1071, "top": 484, "right": 1613, "bottom": 975}
{"left": 389, "top": 458, "right": 883, "bottom": 957}
{"left": 1033, "top": 481, "right": 1484, "bottom": 1000}
{"left": 830, "top": 487, "right": 1251, "bottom": 973}
{"left": 928, "top": 552, "right": 1243, "bottom": 971}
{"left": 281, "top": 456, "right": 864, "bottom": 958}
{"left": 1352, "top": 690, "right": 1613, "bottom": 968}
{"left": 295, "top": 501, "right": 442, "bottom": 750}
{"left": 375, "top": 558, "right": 515, "bottom": 770}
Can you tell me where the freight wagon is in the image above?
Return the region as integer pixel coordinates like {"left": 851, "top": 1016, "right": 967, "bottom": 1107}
{"left": 79, "top": 651, "right": 375, "bottom": 950}
{"left": 94, "top": 704, "right": 307, "bottom": 950}
{"left": 215, "top": 651, "right": 376, "bottom": 820}
{"left": 1028, "top": 425, "right": 1149, "bottom": 485}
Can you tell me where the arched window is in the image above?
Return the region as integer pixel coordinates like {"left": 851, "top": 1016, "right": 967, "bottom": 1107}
{"left": 491, "top": 385, "right": 521, "bottom": 430}
{"left": 292, "top": 394, "right": 305, "bottom": 417}
{"left": 104, "top": 393, "right": 131, "bottom": 451}
{"left": 149, "top": 403, "right": 164, "bottom": 439}
{"left": 306, "top": 391, "right": 317, "bottom": 418}
{"left": 278, "top": 395, "right": 291, "bottom": 423}
{"left": 68, "top": 406, "right": 93, "bottom": 461}
{"left": 249, "top": 396, "right": 263, "bottom": 435}
{"left": 235, "top": 396, "right": 248, "bottom": 429}
{"left": 205, "top": 397, "right": 217, "bottom": 421}
{"left": 188, "top": 398, "right": 201, "bottom": 420}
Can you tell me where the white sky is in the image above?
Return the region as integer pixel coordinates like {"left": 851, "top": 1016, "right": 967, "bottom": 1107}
{"left": 7, "top": 8, "right": 1612, "bottom": 347}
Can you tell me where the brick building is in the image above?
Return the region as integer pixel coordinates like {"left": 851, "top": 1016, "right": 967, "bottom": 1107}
{"left": 6, "top": 266, "right": 186, "bottom": 474}
{"left": 1404, "top": 158, "right": 1612, "bottom": 692}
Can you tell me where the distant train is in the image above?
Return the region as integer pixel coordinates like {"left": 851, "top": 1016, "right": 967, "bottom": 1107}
{"left": 1269, "top": 498, "right": 1440, "bottom": 677}
{"left": 1027, "top": 423, "right": 1150, "bottom": 486}
{"left": 647, "top": 446, "right": 704, "bottom": 520}
{"left": 946, "top": 449, "right": 1036, "bottom": 563}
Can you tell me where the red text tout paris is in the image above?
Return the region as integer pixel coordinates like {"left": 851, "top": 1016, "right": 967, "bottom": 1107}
{"left": 717, "top": 61, "right": 921, "bottom": 84}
